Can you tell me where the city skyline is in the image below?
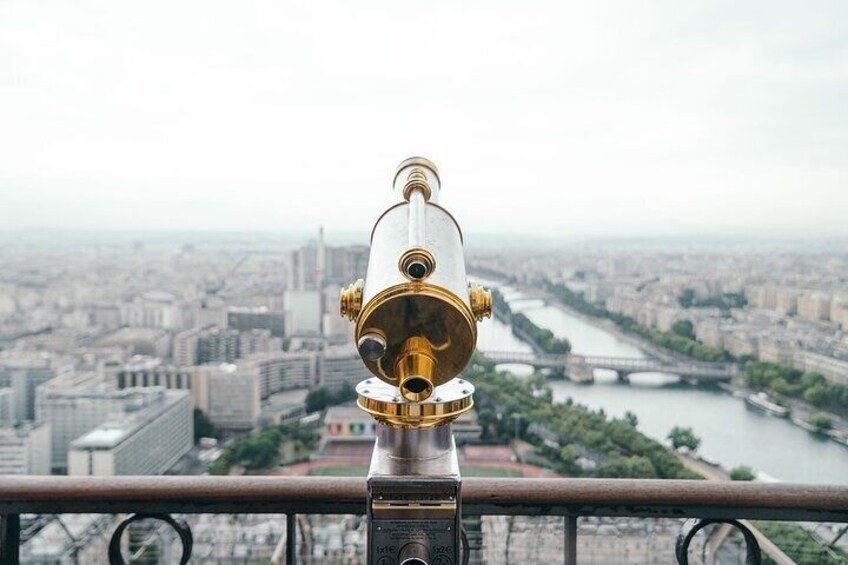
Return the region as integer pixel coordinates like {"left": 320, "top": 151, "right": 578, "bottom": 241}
{"left": 1, "top": 219, "right": 846, "bottom": 560}
{"left": 2, "top": 0, "right": 847, "bottom": 237}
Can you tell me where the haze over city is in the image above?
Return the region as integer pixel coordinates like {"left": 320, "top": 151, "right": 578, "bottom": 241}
{"left": 2, "top": 0, "right": 847, "bottom": 236}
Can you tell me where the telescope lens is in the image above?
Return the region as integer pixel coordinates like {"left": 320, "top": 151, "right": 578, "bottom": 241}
{"left": 407, "top": 260, "right": 427, "bottom": 280}
{"left": 399, "top": 375, "right": 434, "bottom": 402}
{"left": 404, "top": 378, "right": 428, "bottom": 394}
{"left": 399, "top": 249, "right": 435, "bottom": 282}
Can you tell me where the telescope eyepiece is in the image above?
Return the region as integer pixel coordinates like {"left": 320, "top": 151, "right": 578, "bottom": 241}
{"left": 399, "top": 248, "right": 435, "bottom": 282}
{"left": 407, "top": 261, "right": 426, "bottom": 279}
{"left": 393, "top": 157, "right": 441, "bottom": 203}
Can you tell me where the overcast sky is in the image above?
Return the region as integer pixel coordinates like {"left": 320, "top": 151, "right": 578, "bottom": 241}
{"left": 1, "top": 1, "right": 846, "bottom": 238}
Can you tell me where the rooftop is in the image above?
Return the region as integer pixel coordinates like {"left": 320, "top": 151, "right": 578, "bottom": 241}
{"left": 70, "top": 387, "right": 188, "bottom": 451}
{"left": 324, "top": 404, "right": 370, "bottom": 424}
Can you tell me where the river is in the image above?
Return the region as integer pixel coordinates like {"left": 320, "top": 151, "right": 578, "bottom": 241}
{"left": 476, "top": 284, "right": 848, "bottom": 485}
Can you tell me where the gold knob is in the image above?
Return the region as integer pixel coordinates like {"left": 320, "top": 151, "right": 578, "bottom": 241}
{"left": 340, "top": 279, "right": 364, "bottom": 320}
{"left": 403, "top": 168, "right": 432, "bottom": 201}
{"left": 469, "top": 281, "right": 492, "bottom": 321}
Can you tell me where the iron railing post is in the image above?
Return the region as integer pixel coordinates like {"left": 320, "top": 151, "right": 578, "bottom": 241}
{"left": 564, "top": 514, "right": 577, "bottom": 565}
{"left": 286, "top": 513, "right": 296, "bottom": 565}
{"left": 0, "top": 514, "right": 20, "bottom": 565}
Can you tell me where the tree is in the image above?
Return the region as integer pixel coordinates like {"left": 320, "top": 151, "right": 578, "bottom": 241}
{"left": 624, "top": 411, "right": 639, "bottom": 428}
{"left": 557, "top": 444, "right": 580, "bottom": 475}
{"left": 803, "top": 385, "right": 828, "bottom": 407}
{"left": 678, "top": 289, "right": 696, "bottom": 308}
{"left": 730, "top": 466, "right": 756, "bottom": 481}
{"left": 597, "top": 455, "right": 657, "bottom": 479}
{"left": 193, "top": 409, "right": 221, "bottom": 442}
{"left": 335, "top": 381, "right": 358, "bottom": 404}
{"left": 305, "top": 387, "right": 331, "bottom": 413}
{"left": 809, "top": 413, "right": 832, "bottom": 432}
{"left": 667, "top": 426, "right": 700, "bottom": 452}
{"left": 671, "top": 319, "right": 695, "bottom": 340}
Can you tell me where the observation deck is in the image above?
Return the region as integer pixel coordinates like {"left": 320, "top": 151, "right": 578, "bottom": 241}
{"left": 1, "top": 476, "right": 846, "bottom": 564}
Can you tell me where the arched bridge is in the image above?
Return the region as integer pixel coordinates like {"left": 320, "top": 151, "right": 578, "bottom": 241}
{"left": 478, "top": 350, "right": 738, "bottom": 383}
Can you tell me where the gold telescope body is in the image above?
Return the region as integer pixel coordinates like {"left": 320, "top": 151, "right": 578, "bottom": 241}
{"left": 340, "top": 157, "right": 491, "bottom": 426}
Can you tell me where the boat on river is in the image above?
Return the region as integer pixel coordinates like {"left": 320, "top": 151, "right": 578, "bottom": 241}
{"left": 745, "top": 392, "right": 789, "bottom": 418}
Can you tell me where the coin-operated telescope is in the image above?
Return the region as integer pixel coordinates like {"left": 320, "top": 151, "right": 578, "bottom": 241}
{"left": 340, "top": 157, "right": 491, "bottom": 565}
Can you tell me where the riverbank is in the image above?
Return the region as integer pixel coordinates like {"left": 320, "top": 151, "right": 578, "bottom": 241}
{"left": 492, "top": 288, "right": 571, "bottom": 355}
{"left": 477, "top": 279, "right": 848, "bottom": 483}
{"left": 543, "top": 296, "right": 689, "bottom": 363}
{"left": 514, "top": 282, "right": 848, "bottom": 453}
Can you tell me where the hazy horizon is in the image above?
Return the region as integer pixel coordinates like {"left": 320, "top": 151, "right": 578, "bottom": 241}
{"left": 2, "top": 1, "right": 846, "bottom": 237}
{"left": 2, "top": 226, "right": 846, "bottom": 254}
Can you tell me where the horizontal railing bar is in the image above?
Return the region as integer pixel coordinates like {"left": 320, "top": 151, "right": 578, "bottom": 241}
{"left": 464, "top": 478, "right": 848, "bottom": 522}
{"left": 0, "top": 477, "right": 846, "bottom": 522}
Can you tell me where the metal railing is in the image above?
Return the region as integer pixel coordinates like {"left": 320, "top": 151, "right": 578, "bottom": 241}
{"left": 1, "top": 476, "right": 847, "bottom": 564}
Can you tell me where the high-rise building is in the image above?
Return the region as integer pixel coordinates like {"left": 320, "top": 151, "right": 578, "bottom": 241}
{"left": 797, "top": 293, "right": 832, "bottom": 322}
{"left": 794, "top": 351, "right": 848, "bottom": 386}
{"left": 95, "top": 327, "right": 171, "bottom": 359}
{"left": 173, "top": 327, "right": 201, "bottom": 366}
{"left": 285, "top": 231, "right": 368, "bottom": 341}
{"left": 287, "top": 238, "right": 369, "bottom": 292}
{"left": 0, "top": 422, "right": 51, "bottom": 474}
{"left": 119, "top": 290, "right": 193, "bottom": 330}
{"left": 197, "top": 326, "right": 240, "bottom": 364}
{"left": 238, "top": 328, "right": 281, "bottom": 358}
{"left": 322, "top": 285, "right": 355, "bottom": 338}
{"left": 319, "top": 345, "right": 370, "bottom": 391}
{"left": 68, "top": 388, "right": 193, "bottom": 476}
{"left": 35, "top": 371, "right": 127, "bottom": 472}
{"left": 174, "top": 325, "right": 281, "bottom": 366}
{"left": 325, "top": 245, "right": 369, "bottom": 287}
{"left": 227, "top": 307, "right": 285, "bottom": 338}
{"left": 196, "top": 296, "right": 228, "bottom": 328}
{"left": 284, "top": 290, "right": 322, "bottom": 336}
{"left": 206, "top": 364, "right": 261, "bottom": 431}
{"left": 287, "top": 243, "right": 320, "bottom": 292}
{"left": 832, "top": 297, "right": 848, "bottom": 330}
{"left": 105, "top": 357, "right": 209, "bottom": 412}
{"left": 237, "top": 351, "right": 317, "bottom": 398}
{"left": 774, "top": 288, "right": 800, "bottom": 315}
{"left": 0, "top": 388, "right": 13, "bottom": 428}
{"left": 0, "top": 355, "right": 64, "bottom": 423}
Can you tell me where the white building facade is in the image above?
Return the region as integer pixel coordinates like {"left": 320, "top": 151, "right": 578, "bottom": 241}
{"left": 68, "top": 388, "right": 193, "bottom": 476}
{"left": 0, "top": 422, "right": 51, "bottom": 474}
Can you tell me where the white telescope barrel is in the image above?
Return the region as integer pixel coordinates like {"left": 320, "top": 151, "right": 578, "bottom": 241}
{"left": 340, "top": 157, "right": 491, "bottom": 402}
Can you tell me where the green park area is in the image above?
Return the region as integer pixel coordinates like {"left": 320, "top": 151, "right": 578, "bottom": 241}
{"left": 468, "top": 357, "right": 701, "bottom": 479}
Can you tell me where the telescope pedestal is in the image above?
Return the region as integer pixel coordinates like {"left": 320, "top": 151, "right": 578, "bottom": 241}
{"left": 367, "top": 423, "right": 462, "bottom": 565}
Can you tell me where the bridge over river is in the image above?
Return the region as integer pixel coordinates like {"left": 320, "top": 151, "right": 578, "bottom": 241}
{"left": 479, "top": 350, "right": 739, "bottom": 383}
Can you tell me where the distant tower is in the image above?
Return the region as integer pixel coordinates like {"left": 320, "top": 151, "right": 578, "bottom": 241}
{"left": 317, "top": 227, "right": 326, "bottom": 334}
